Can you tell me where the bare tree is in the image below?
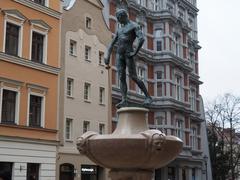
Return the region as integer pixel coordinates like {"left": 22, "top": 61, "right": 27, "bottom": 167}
{"left": 206, "top": 93, "right": 240, "bottom": 180}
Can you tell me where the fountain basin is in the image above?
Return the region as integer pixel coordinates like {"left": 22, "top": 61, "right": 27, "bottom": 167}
{"left": 77, "top": 107, "right": 183, "bottom": 170}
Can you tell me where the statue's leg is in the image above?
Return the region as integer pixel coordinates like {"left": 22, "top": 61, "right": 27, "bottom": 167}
{"left": 116, "top": 54, "right": 128, "bottom": 108}
{"left": 127, "top": 57, "right": 153, "bottom": 105}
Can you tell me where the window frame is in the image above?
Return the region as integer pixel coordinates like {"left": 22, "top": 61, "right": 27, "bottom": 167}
{"left": 84, "top": 82, "right": 91, "bottom": 102}
{"left": 99, "top": 123, "right": 105, "bottom": 135}
{"left": 69, "top": 39, "right": 77, "bottom": 56}
{"left": 27, "top": 91, "right": 45, "bottom": 128}
{"left": 27, "top": 163, "right": 40, "bottom": 180}
{"left": 137, "top": 66, "right": 146, "bottom": 95}
{"left": 3, "top": 19, "right": 23, "bottom": 57}
{"left": 65, "top": 118, "right": 73, "bottom": 141}
{"left": 66, "top": 78, "right": 74, "bottom": 98}
{"left": 99, "top": 51, "right": 104, "bottom": 65}
{"left": 85, "top": 17, "right": 92, "bottom": 29}
{"left": 29, "top": 28, "right": 48, "bottom": 64}
{"left": 0, "top": 86, "right": 20, "bottom": 125}
{"left": 31, "top": 0, "right": 49, "bottom": 7}
{"left": 155, "top": 66, "right": 165, "bottom": 97}
{"left": 176, "top": 119, "right": 184, "bottom": 140}
{"left": 83, "top": 120, "right": 90, "bottom": 133}
{"left": 99, "top": 87, "right": 105, "bottom": 105}
{"left": 85, "top": 46, "right": 91, "bottom": 62}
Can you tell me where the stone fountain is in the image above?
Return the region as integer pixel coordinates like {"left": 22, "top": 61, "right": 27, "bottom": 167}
{"left": 77, "top": 107, "right": 182, "bottom": 180}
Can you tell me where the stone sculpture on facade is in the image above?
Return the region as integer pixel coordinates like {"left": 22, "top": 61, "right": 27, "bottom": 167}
{"left": 104, "top": 8, "right": 153, "bottom": 108}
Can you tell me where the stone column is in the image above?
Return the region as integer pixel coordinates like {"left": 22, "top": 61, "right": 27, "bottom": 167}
{"left": 178, "top": 167, "right": 183, "bottom": 180}
{"left": 109, "top": 169, "right": 153, "bottom": 180}
{"left": 187, "top": 168, "right": 192, "bottom": 180}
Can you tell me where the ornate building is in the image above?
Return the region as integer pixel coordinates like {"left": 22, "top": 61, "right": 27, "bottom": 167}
{"left": 102, "top": 0, "right": 212, "bottom": 179}
{"left": 0, "top": 0, "right": 61, "bottom": 179}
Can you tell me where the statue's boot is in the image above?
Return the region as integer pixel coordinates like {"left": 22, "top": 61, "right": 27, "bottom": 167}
{"left": 116, "top": 99, "right": 128, "bottom": 108}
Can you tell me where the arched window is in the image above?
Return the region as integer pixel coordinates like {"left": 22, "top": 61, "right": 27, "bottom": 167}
{"left": 60, "top": 163, "right": 74, "bottom": 180}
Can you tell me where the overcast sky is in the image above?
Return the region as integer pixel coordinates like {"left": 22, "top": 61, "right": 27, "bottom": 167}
{"left": 198, "top": 0, "right": 240, "bottom": 102}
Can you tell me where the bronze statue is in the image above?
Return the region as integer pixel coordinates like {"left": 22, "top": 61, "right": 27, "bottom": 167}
{"left": 104, "top": 8, "right": 153, "bottom": 108}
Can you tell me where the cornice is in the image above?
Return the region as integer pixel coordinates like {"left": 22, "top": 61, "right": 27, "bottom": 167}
{"left": 0, "top": 52, "right": 60, "bottom": 75}
{"left": 14, "top": 0, "right": 61, "bottom": 19}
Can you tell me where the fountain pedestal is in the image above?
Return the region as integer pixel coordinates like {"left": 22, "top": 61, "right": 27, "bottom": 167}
{"left": 77, "top": 107, "right": 183, "bottom": 180}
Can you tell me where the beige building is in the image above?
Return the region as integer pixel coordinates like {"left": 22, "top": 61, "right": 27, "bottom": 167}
{"left": 57, "top": 0, "right": 112, "bottom": 179}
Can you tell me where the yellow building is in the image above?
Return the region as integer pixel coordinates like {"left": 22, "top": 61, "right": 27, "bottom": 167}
{"left": 0, "top": 0, "right": 61, "bottom": 179}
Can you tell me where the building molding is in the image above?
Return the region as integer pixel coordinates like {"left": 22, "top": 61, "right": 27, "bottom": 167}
{"left": 0, "top": 134, "right": 58, "bottom": 146}
{"left": 0, "top": 52, "right": 60, "bottom": 75}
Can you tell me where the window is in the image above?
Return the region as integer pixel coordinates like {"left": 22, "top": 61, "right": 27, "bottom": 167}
{"left": 85, "top": 46, "right": 91, "bottom": 61}
{"left": 190, "top": 88, "right": 196, "bottom": 111}
{"left": 99, "top": 51, "right": 104, "bottom": 65}
{"left": 153, "top": 0, "right": 162, "bottom": 11}
{"left": 168, "top": 167, "right": 175, "bottom": 180}
{"left": 5, "top": 22, "right": 20, "bottom": 56}
{"left": 137, "top": 67, "right": 145, "bottom": 95}
{"left": 0, "top": 162, "right": 13, "bottom": 180}
{"left": 155, "top": 116, "right": 164, "bottom": 126}
{"left": 191, "top": 127, "right": 197, "bottom": 150}
{"left": 175, "top": 75, "right": 182, "bottom": 101}
{"left": 192, "top": 168, "right": 196, "bottom": 180}
{"left": 156, "top": 68, "right": 165, "bottom": 97}
{"left": 156, "top": 41, "right": 162, "bottom": 51}
{"left": 157, "top": 82, "right": 163, "bottom": 97}
{"left": 137, "top": 0, "right": 145, "bottom": 6}
{"left": 29, "top": 95, "right": 43, "bottom": 127}
{"left": 84, "top": 83, "right": 91, "bottom": 101}
{"left": 174, "top": 35, "right": 180, "bottom": 56}
{"left": 99, "top": 87, "right": 105, "bottom": 105}
{"left": 1, "top": 89, "right": 17, "bottom": 124}
{"left": 99, "top": 123, "right": 105, "bottom": 134}
{"left": 27, "top": 163, "right": 40, "bottom": 180}
{"left": 83, "top": 121, "right": 90, "bottom": 133}
{"left": 65, "top": 118, "right": 73, "bottom": 141}
{"left": 86, "top": 17, "right": 92, "bottom": 29}
{"left": 156, "top": 70, "right": 164, "bottom": 80}
{"left": 67, "top": 78, "right": 74, "bottom": 97}
{"left": 33, "top": 0, "right": 46, "bottom": 6}
{"left": 31, "top": 32, "right": 44, "bottom": 63}
{"left": 176, "top": 120, "right": 183, "bottom": 140}
{"left": 69, "top": 40, "right": 77, "bottom": 56}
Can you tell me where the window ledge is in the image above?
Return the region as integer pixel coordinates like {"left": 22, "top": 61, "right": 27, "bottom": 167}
{"left": 67, "top": 95, "right": 74, "bottom": 99}
{"left": 84, "top": 100, "right": 91, "bottom": 103}
{"left": 0, "top": 52, "right": 60, "bottom": 75}
{"left": 99, "top": 103, "right": 106, "bottom": 106}
{"left": 85, "top": 59, "right": 91, "bottom": 62}
{"left": 69, "top": 54, "right": 77, "bottom": 57}
{"left": 0, "top": 123, "right": 57, "bottom": 133}
{"left": 65, "top": 139, "right": 73, "bottom": 143}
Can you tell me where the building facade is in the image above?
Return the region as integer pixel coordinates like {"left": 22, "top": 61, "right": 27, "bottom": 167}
{"left": 0, "top": 0, "right": 61, "bottom": 179}
{"left": 102, "top": 0, "right": 212, "bottom": 179}
{"left": 57, "top": 0, "right": 112, "bottom": 179}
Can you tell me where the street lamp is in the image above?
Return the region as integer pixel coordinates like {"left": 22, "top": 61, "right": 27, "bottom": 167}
{"left": 203, "top": 155, "right": 208, "bottom": 180}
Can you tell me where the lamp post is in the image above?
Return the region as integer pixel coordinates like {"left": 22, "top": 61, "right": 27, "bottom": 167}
{"left": 203, "top": 155, "right": 208, "bottom": 180}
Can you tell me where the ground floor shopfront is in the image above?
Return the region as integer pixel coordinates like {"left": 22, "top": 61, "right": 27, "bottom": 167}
{"left": 0, "top": 136, "right": 57, "bottom": 180}
{"left": 154, "top": 158, "right": 205, "bottom": 180}
{"left": 57, "top": 152, "right": 108, "bottom": 180}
